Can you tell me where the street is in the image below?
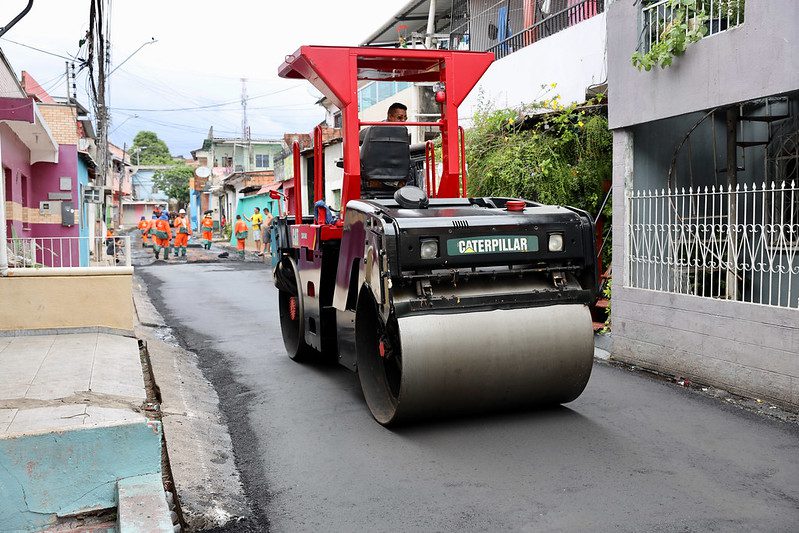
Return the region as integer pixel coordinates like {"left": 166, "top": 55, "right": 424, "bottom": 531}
{"left": 137, "top": 260, "right": 799, "bottom": 532}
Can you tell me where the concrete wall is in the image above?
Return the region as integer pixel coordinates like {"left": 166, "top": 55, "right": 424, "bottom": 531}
{"left": 30, "top": 145, "right": 80, "bottom": 238}
{"left": 0, "top": 269, "right": 135, "bottom": 333}
{"left": 607, "top": 0, "right": 799, "bottom": 129}
{"left": 323, "top": 141, "right": 344, "bottom": 210}
{"left": 461, "top": 13, "right": 607, "bottom": 121}
{"left": 611, "top": 130, "right": 799, "bottom": 410}
{"left": 230, "top": 194, "right": 280, "bottom": 248}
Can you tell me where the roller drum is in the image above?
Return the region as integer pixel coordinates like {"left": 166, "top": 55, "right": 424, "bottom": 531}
{"left": 358, "top": 304, "right": 594, "bottom": 425}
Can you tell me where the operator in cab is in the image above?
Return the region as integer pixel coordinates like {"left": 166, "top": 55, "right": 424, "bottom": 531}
{"left": 359, "top": 102, "right": 408, "bottom": 145}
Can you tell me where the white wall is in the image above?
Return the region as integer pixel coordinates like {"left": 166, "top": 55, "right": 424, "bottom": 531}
{"left": 323, "top": 142, "right": 344, "bottom": 210}
{"left": 461, "top": 13, "right": 607, "bottom": 122}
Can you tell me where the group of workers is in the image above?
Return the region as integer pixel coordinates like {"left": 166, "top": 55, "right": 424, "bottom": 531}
{"left": 137, "top": 207, "right": 192, "bottom": 260}
{"left": 137, "top": 205, "right": 274, "bottom": 261}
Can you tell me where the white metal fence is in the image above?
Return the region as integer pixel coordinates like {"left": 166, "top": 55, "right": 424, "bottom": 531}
{"left": 627, "top": 181, "right": 799, "bottom": 309}
{"left": 5, "top": 236, "right": 131, "bottom": 268}
{"left": 641, "top": 0, "right": 745, "bottom": 53}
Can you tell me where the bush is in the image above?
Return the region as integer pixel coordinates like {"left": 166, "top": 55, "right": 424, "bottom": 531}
{"left": 465, "top": 89, "right": 613, "bottom": 268}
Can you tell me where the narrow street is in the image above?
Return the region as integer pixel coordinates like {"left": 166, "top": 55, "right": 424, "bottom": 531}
{"left": 137, "top": 259, "right": 799, "bottom": 532}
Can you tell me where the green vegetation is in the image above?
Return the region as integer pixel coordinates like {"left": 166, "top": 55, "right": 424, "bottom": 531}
{"left": 152, "top": 165, "right": 194, "bottom": 207}
{"left": 631, "top": 0, "right": 745, "bottom": 71}
{"left": 130, "top": 130, "right": 173, "bottom": 165}
{"left": 465, "top": 87, "right": 612, "bottom": 268}
{"left": 466, "top": 89, "right": 611, "bottom": 213}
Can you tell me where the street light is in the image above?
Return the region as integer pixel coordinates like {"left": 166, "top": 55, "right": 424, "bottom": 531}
{"left": 109, "top": 114, "right": 138, "bottom": 135}
{"left": 133, "top": 146, "right": 148, "bottom": 165}
{"left": 109, "top": 38, "right": 158, "bottom": 77}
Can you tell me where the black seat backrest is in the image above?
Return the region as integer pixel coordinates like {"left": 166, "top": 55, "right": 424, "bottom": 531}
{"left": 360, "top": 126, "right": 411, "bottom": 183}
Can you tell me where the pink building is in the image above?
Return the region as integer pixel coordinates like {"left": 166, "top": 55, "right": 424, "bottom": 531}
{"left": 1, "top": 50, "right": 92, "bottom": 266}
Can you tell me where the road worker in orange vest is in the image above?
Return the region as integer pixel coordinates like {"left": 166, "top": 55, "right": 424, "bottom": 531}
{"left": 152, "top": 212, "right": 172, "bottom": 260}
{"left": 137, "top": 216, "right": 150, "bottom": 247}
{"left": 173, "top": 209, "right": 192, "bottom": 259}
{"left": 234, "top": 215, "right": 249, "bottom": 259}
{"left": 200, "top": 212, "right": 214, "bottom": 250}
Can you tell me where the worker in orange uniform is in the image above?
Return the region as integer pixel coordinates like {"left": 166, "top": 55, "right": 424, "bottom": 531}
{"left": 200, "top": 211, "right": 214, "bottom": 250}
{"left": 173, "top": 209, "right": 192, "bottom": 259}
{"left": 152, "top": 212, "right": 173, "bottom": 260}
{"left": 234, "top": 214, "right": 249, "bottom": 259}
{"left": 137, "top": 216, "right": 150, "bottom": 247}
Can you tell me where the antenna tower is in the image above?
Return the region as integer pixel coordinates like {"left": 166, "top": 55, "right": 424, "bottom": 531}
{"left": 240, "top": 77, "right": 249, "bottom": 140}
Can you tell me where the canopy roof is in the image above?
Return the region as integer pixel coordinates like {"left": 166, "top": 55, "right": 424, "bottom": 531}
{"left": 278, "top": 46, "right": 493, "bottom": 110}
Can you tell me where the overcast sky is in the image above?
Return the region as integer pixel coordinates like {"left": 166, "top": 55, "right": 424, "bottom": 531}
{"left": 0, "top": 0, "right": 404, "bottom": 157}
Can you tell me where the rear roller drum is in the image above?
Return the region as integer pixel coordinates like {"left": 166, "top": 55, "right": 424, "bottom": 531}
{"left": 276, "top": 258, "right": 314, "bottom": 362}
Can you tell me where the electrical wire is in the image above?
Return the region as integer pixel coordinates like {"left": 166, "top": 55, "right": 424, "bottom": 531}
{"left": 0, "top": 37, "right": 76, "bottom": 61}
{"left": 109, "top": 84, "right": 304, "bottom": 112}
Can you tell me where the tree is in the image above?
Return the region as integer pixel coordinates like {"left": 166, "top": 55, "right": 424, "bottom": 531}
{"left": 130, "top": 131, "right": 173, "bottom": 165}
{"left": 153, "top": 164, "right": 193, "bottom": 208}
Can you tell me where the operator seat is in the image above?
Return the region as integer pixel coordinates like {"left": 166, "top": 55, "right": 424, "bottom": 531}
{"left": 360, "top": 125, "right": 411, "bottom": 199}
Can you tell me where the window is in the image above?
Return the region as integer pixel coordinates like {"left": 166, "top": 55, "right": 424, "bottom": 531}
{"left": 358, "top": 81, "right": 414, "bottom": 111}
{"left": 358, "top": 83, "right": 377, "bottom": 111}
{"left": 331, "top": 189, "right": 342, "bottom": 210}
{"left": 333, "top": 112, "right": 342, "bottom": 128}
{"left": 377, "top": 82, "right": 394, "bottom": 102}
{"left": 255, "top": 154, "right": 271, "bottom": 168}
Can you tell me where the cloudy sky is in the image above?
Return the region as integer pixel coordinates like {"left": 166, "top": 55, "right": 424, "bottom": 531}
{"left": 0, "top": 0, "right": 404, "bottom": 156}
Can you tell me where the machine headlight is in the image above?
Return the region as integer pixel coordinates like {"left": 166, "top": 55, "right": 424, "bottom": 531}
{"left": 548, "top": 233, "right": 564, "bottom": 252}
{"left": 420, "top": 238, "right": 439, "bottom": 259}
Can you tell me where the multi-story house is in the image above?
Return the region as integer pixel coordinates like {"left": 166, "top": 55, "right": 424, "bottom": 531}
{"left": 191, "top": 132, "right": 283, "bottom": 230}
{"left": 607, "top": 0, "right": 798, "bottom": 409}
{"left": 107, "top": 142, "right": 132, "bottom": 228}
{"left": 3, "top": 59, "right": 100, "bottom": 267}
{"left": 360, "top": 0, "right": 608, "bottom": 135}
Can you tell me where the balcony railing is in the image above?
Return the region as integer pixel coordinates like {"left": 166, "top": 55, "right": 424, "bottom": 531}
{"left": 627, "top": 181, "right": 798, "bottom": 309}
{"left": 6, "top": 236, "right": 132, "bottom": 268}
{"left": 481, "top": 0, "right": 605, "bottom": 60}
{"left": 641, "top": 0, "right": 745, "bottom": 53}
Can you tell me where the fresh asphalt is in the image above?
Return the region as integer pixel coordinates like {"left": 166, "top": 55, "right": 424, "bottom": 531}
{"left": 137, "top": 260, "right": 799, "bottom": 532}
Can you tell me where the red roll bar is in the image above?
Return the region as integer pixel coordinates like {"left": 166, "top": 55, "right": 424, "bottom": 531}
{"left": 425, "top": 140, "right": 437, "bottom": 198}
{"left": 292, "top": 141, "right": 302, "bottom": 225}
{"left": 313, "top": 125, "right": 325, "bottom": 224}
{"left": 459, "top": 126, "right": 468, "bottom": 198}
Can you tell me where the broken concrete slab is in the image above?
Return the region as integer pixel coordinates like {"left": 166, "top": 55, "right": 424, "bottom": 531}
{"left": 117, "top": 472, "right": 174, "bottom": 533}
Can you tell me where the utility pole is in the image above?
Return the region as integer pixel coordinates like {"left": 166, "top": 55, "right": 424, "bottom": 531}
{"left": 65, "top": 61, "right": 70, "bottom": 101}
{"left": 241, "top": 78, "right": 251, "bottom": 171}
{"left": 116, "top": 142, "right": 126, "bottom": 229}
{"left": 71, "top": 62, "right": 76, "bottom": 100}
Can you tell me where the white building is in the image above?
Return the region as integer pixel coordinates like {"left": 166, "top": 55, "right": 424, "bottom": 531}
{"left": 361, "top": 0, "right": 609, "bottom": 129}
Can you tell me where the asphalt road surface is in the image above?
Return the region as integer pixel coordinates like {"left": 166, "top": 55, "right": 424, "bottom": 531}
{"left": 138, "top": 261, "right": 799, "bottom": 532}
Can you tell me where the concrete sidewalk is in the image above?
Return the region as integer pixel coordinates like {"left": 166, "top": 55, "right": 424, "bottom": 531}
{"left": 0, "top": 333, "right": 172, "bottom": 532}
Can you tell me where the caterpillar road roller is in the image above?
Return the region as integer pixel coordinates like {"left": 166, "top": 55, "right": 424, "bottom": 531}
{"left": 273, "top": 46, "right": 598, "bottom": 425}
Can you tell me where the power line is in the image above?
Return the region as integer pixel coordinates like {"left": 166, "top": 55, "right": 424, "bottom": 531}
{"left": 0, "top": 36, "right": 76, "bottom": 61}
{"left": 109, "top": 84, "right": 303, "bottom": 112}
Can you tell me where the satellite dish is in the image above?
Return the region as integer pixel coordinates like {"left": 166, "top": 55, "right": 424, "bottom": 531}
{"left": 195, "top": 166, "right": 211, "bottom": 178}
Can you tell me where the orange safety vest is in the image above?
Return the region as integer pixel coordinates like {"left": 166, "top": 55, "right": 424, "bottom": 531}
{"left": 138, "top": 220, "right": 149, "bottom": 232}
{"left": 174, "top": 216, "right": 191, "bottom": 234}
{"left": 155, "top": 218, "right": 172, "bottom": 239}
{"left": 201, "top": 217, "right": 214, "bottom": 230}
{"left": 234, "top": 220, "right": 248, "bottom": 236}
